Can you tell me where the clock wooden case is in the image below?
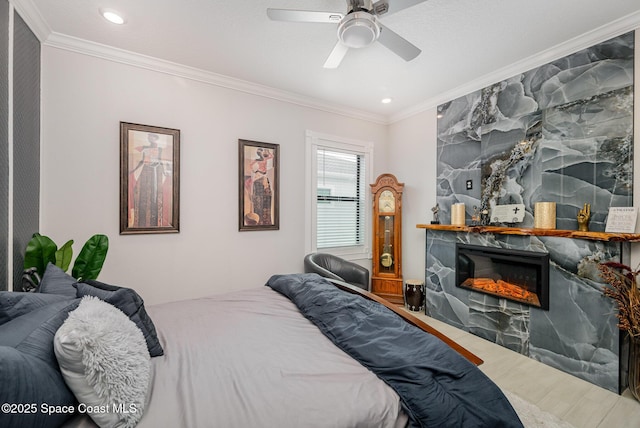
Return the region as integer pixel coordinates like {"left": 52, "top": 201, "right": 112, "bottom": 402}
{"left": 370, "top": 173, "right": 404, "bottom": 304}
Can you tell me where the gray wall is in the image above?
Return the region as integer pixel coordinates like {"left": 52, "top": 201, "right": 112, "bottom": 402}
{"left": 0, "top": 1, "right": 40, "bottom": 291}
{"left": 0, "top": 1, "right": 8, "bottom": 291}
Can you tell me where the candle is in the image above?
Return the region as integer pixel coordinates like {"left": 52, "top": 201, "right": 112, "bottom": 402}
{"left": 534, "top": 202, "right": 556, "bottom": 229}
{"left": 451, "top": 203, "right": 466, "bottom": 226}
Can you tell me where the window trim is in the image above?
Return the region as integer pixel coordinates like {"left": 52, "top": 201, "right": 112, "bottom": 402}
{"left": 305, "top": 130, "right": 373, "bottom": 260}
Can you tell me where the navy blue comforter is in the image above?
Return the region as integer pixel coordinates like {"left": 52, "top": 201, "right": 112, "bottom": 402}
{"left": 266, "top": 273, "right": 523, "bottom": 428}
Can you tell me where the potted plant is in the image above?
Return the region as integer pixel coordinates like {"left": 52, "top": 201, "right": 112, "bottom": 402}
{"left": 598, "top": 261, "right": 640, "bottom": 401}
{"left": 22, "top": 233, "right": 109, "bottom": 290}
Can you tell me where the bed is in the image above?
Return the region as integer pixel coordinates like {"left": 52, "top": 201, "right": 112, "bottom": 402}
{"left": 0, "top": 265, "right": 523, "bottom": 428}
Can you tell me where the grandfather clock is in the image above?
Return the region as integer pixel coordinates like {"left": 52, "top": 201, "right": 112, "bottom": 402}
{"left": 371, "top": 173, "right": 404, "bottom": 304}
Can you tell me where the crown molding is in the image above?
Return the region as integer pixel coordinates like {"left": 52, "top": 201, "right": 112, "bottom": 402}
{"left": 12, "top": 0, "right": 640, "bottom": 125}
{"left": 389, "top": 10, "right": 640, "bottom": 124}
{"left": 12, "top": 0, "right": 387, "bottom": 124}
{"left": 10, "top": 0, "right": 51, "bottom": 42}
{"left": 43, "top": 32, "right": 388, "bottom": 125}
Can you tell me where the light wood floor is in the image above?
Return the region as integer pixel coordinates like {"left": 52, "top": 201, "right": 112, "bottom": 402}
{"left": 409, "top": 311, "right": 640, "bottom": 427}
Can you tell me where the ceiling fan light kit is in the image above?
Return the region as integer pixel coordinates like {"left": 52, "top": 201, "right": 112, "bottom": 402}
{"left": 338, "top": 12, "right": 380, "bottom": 48}
{"left": 267, "top": 0, "right": 426, "bottom": 68}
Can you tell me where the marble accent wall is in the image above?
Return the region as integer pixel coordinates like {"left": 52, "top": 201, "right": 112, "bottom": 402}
{"left": 430, "top": 32, "right": 635, "bottom": 393}
{"left": 437, "top": 32, "right": 634, "bottom": 229}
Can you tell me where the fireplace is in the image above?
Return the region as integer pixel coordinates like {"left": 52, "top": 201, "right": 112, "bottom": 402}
{"left": 456, "top": 244, "right": 549, "bottom": 310}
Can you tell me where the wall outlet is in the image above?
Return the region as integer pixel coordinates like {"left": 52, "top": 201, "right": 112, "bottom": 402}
{"left": 466, "top": 180, "right": 473, "bottom": 190}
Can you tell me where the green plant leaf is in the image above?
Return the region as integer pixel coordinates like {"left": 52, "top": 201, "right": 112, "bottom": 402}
{"left": 72, "top": 234, "right": 109, "bottom": 281}
{"left": 55, "top": 240, "right": 74, "bottom": 272}
{"left": 23, "top": 233, "right": 58, "bottom": 278}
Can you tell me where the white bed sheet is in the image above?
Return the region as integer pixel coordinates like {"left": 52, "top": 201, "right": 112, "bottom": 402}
{"left": 132, "top": 287, "right": 407, "bottom": 427}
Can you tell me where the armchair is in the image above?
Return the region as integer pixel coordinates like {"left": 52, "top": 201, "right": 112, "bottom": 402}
{"left": 303, "top": 253, "right": 370, "bottom": 291}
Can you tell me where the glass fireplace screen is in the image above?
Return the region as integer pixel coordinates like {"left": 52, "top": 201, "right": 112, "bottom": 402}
{"left": 456, "top": 243, "right": 549, "bottom": 310}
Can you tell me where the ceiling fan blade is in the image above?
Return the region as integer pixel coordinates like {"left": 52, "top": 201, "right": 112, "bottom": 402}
{"left": 377, "top": 23, "right": 421, "bottom": 61}
{"left": 267, "top": 9, "right": 343, "bottom": 23}
{"left": 371, "top": 0, "right": 428, "bottom": 17}
{"left": 323, "top": 42, "right": 349, "bottom": 69}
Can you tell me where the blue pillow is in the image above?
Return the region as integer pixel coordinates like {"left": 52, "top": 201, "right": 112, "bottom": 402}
{"left": 0, "top": 292, "right": 69, "bottom": 325}
{"left": 75, "top": 280, "right": 164, "bottom": 357}
{"left": 37, "top": 263, "right": 77, "bottom": 298}
{"left": 0, "top": 297, "right": 80, "bottom": 428}
{"left": 0, "top": 299, "right": 80, "bottom": 367}
{"left": 0, "top": 346, "right": 77, "bottom": 428}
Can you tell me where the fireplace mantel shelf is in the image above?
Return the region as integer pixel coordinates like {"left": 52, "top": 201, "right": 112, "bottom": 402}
{"left": 416, "top": 224, "right": 640, "bottom": 243}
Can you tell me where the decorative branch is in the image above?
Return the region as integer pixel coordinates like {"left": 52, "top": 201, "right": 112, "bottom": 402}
{"left": 599, "top": 262, "right": 640, "bottom": 338}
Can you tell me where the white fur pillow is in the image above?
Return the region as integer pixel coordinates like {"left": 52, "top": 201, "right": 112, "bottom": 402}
{"left": 54, "top": 296, "right": 151, "bottom": 428}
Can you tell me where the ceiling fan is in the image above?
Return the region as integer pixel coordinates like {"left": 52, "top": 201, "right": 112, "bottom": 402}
{"left": 267, "top": 0, "right": 426, "bottom": 68}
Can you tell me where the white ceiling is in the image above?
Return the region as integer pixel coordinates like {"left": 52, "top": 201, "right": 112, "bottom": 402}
{"left": 15, "top": 0, "right": 640, "bottom": 122}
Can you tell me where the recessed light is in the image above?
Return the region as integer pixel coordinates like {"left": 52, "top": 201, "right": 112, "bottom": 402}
{"left": 100, "top": 8, "right": 125, "bottom": 25}
{"left": 381, "top": 98, "right": 392, "bottom": 104}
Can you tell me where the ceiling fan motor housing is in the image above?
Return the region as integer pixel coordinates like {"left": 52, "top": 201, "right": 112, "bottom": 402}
{"left": 338, "top": 12, "right": 380, "bottom": 48}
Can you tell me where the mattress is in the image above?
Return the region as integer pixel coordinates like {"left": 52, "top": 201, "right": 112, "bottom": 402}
{"left": 65, "top": 286, "right": 408, "bottom": 427}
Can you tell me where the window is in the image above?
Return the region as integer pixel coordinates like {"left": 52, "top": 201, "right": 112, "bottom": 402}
{"left": 305, "top": 131, "right": 373, "bottom": 260}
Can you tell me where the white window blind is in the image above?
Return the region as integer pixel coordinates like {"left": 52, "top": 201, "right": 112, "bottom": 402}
{"left": 316, "top": 148, "right": 365, "bottom": 249}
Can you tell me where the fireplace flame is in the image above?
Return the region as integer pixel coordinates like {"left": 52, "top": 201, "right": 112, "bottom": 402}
{"left": 461, "top": 278, "right": 541, "bottom": 307}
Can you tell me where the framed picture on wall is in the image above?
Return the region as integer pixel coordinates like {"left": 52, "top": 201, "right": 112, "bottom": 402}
{"left": 239, "top": 139, "right": 279, "bottom": 231}
{"left": 120, "top": 122, "right": 180, "bottom": 235}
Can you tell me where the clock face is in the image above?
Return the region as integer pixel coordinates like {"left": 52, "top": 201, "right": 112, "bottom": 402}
{"left": 379, "top": 190, "right": 395, "bottom": 213}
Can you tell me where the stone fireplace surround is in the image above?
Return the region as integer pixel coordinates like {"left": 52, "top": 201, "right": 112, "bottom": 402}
{"left": 422, "top": 226, "right": 633, "bottom": 393}
{"left": 430, "top": 31, "right": 635, "bottom": 394}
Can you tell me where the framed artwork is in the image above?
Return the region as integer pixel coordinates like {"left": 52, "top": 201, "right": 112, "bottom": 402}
{"left": 239, "top": 139, "right": 279, "bottom": 231}
{"left": 120, "top": 122, "right": 180, "bottom": 235}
